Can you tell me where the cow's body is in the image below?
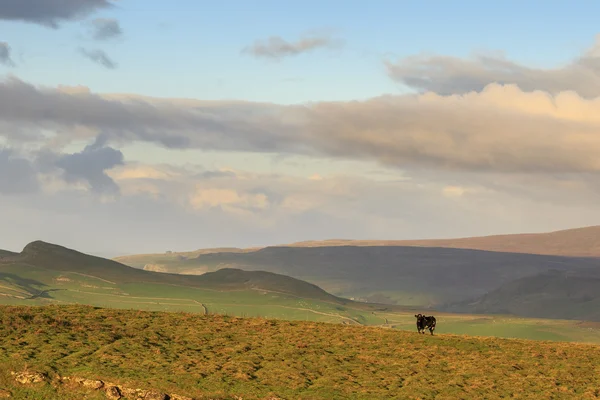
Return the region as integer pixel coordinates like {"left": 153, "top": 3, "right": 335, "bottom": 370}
{"left": 415, "top": 313, "right": 436, "bottom": 335}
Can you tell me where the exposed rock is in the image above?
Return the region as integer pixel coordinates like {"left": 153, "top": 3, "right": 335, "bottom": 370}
{"left": 105, "top": 385, "right": 122, "bottom": 399}
{"left": 82, "top": 379, "right": 104, "bottom": 389}
{"left": 0, "top": 389, "right": 11, "bottom": 398}
{"left": 120, "top": 387, "right": 138, "bottom": 397}
{"left": 144, "top": 391, "right": 169, "bottom": 400}
{"left": 170, "top": 395, "right": 193, "bottom": 400}
{"left": 48, "top": 375, "right": 192, "bottom": 400}
{"left": 12, "top": 371, "right": 47, "bottom": 384}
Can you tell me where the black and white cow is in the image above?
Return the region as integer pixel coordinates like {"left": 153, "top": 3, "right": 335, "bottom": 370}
{"left": 415, "top": 313, "right": 436, "bottom": 335}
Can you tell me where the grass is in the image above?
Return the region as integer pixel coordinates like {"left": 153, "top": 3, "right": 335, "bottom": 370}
{"left": 1, "top": 305, "right": 600, "bottom": 399}
{"left": 3, "top": 260, "right": 600, "bottom": 344}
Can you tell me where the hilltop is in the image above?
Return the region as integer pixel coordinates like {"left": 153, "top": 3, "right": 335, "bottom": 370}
{"left": 1, "top": 240, "right": 344, "bottom": 304}
{"left": 1, "top": 305, "right": 599, "bottom": 399}
{"left": 283, "top": 225, "right": 600, "bottom": 257}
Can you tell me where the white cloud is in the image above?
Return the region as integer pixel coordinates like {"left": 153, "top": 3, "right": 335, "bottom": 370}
{"left": 386, "top": 34, "right": 600, "bottom": 98}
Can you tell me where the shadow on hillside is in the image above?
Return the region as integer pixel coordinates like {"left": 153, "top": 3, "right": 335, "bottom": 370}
{"left": 0, "top": 272, "right": 47, "bottom": 295}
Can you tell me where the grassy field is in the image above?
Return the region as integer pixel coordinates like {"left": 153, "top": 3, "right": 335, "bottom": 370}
{"left": 3, "top": 241, "right": 600, "bottom": 346}
{"left": 3, "top": 260, "right": 600, "bottom": 344}
{"left": 1, "top": 305, "right": 600, "bottom": 399}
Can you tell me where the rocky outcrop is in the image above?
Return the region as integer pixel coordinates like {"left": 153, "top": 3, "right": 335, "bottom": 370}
{"left": 11, "top": 371, "right": 48, "bottom": 384}
{"left": 12, "top": 371, "right": 193, "bottom": 399}
{"left": 105, "top": 385, "right": 122, "bottom": 399}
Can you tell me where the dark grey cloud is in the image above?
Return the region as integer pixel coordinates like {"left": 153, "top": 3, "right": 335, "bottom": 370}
{"left": 0, "top": 148, "right": 39, "bottom": 194}
{"left": 0, "top": 42, "right": 15, "bottom": 67}
{"left": 78, "top": 48, "right": 117, "bottom": 69}
{"left": 90, "top": 18, "right": 122, "bottom": 40}
{"left": 0, "top": 0, "right": 113, "bottom": 28}
{"left": 386, "top": 35, "right": 600, "bottom": 98}
{"left": 243, "top": 34, "right": 342, "bottom": 59}
{"left": 54, "top": 139, "right": 124, "bottom": 194}
{"left": 0, "top": 76, "right": 290, "bottom": 151}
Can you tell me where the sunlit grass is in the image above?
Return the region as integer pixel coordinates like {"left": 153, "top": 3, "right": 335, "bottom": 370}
{"left": 1, "top": 305, "right": 600, "bottom": 399}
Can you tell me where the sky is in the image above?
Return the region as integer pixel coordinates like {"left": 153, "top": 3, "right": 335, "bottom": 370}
{"left": 3, "top": 0, "right": 600, "bottom": 257}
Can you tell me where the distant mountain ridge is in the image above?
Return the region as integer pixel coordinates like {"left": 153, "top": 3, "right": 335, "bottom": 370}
{"left": 281, "top": 225, "right": 600, "bottom": 258}
{"left": 113, "top": 225, "right": 600, "bottom": 267}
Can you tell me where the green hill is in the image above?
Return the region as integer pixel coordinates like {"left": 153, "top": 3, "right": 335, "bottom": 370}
{"left": 1, "top": 240, "right": 389, "bottom": 325}
{"left": 1, "top": 305, "right": 600, "bottom": 399}
{"left": 4, "top": 240, "right": 344, "bottom": 304}
{"left": 120, "top": 245, "right": 600, "bottom": 312}
{"left": 5, "top": 241, "right": 600, "bottom": 344}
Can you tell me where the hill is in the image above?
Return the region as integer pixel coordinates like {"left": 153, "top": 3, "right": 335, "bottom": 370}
{"left": 0, "top": 249, "right": 17, "bottom": 258}
{"left": 2, "top": 240, "right": 344, "bottom": 304}
{"left": 2, "top": 241, "right": 403, "bottom": 326}
{"left": 5, "top": 241, "right": 600, "bottom": 342}
{"left": 135, "top": 245, "right": 600, "bottom": 313}
{"left": 1, "top": 305, "right": 600, "bottom": 399}
{"left": 114, "top": 226, "right": 600, "bottom": 264}
{"left": 444, "top": 270, "right": 600, "bottom": 321}
{"left": 282, "top": 225, "right": 600, "bottom": 257}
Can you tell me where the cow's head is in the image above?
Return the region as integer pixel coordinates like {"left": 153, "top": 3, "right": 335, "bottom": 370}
{"left": 414, "top": 313, "right": 423, "bottom": 319}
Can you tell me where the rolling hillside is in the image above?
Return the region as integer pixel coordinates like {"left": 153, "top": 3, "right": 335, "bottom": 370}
{"left": 5, "top": 241, "right": 600, "bottom": 342}
{"left": 2, "top": 305, "right": 600, "bottom": 399}
{"left": 122, "top": 245, "right": 600, "bottom": 311}
{"left": 3, "top": 241, "right": 343, "bottom": 303}
{"left": 444, "top": 270, "right": 600, "bottom": 321}
{"left": 1, "top": 241, "right": 401, "bottom": 326}
{"left": 111, "top": 226, "right": 600, "bottom": 322}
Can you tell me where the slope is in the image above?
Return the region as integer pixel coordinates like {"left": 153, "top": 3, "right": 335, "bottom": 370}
{"left": 3, "top": 240, "right": 343, "bottom": 304}
{"left": 152, "top": 245, "right": 600, "bottom": 310}
{"left": 444, "top": 270, "right": 600, "bottom": 321}
{"left": 2, "top": 305, "right": 600, "bottom": 399}
{"left": 4, "top": 242, "right": 600, "bottom": 342}
{"left": 0, "top": 249, "right": 17, "bottom": 258}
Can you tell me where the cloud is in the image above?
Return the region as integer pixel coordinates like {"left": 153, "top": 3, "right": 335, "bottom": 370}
{"left": 0, "top": 42, "right": 15, "bottom": 67}
{"left": 78, "top": 48, "right": 118, "bottom": 69}
{"left": 89, "top": 18, "right": 122, "bottom": 40}
{"left": 0, "top": 149, "right": 39, "bottom": 194}
{"left": 0, "top": 0, "right": 113, "bottom": 28}
{"left": 53, "top": 141, "right": 124, "bottom": 194}
{"left": 190, "top": 188, "right": 270, "bottom": 215}
{"left": 6, "top": 76, "right": 600, "bottom": 176}
{"left": 3, "top": 152, "right": 600, "bottom": 254}
{"left": 243, "top": 34, "right": 342, "bottom": 59}
{"left": 386, "top": 34, "right": 600, "bottom": 98}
